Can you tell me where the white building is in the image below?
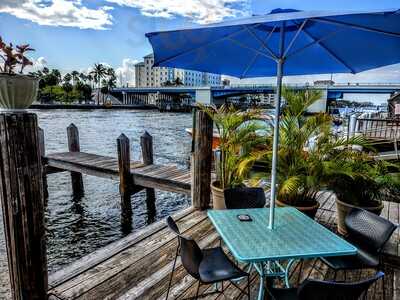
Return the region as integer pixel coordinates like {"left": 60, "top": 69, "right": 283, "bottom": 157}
{"left": 134, "top": 53, "right": 221, "bottom": 87}
{"left": 134, "top": 62, "right": 146, "bottom": 87}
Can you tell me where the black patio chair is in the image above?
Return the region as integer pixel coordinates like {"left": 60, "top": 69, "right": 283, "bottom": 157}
{"left": 320, "top": 208, "right": 397, "bottom": 297}
{"left": 165, "top": 216, "right": 250, "bottom": 300}
{"left": 224, "top": 187, "right": 266, "bottom": 209}
{"left": 268, "top": 271, "right": 384, "bottom": 300}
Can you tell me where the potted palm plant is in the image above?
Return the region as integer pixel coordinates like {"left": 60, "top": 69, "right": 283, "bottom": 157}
{"left": 0, "top": 36, "right": 38, "bottom": 109}
{"left": 240, "top": 88, "right": 367, "bottom": 219}
{"left": 327, "top": 156, "right": 400, "bottom": 234}
{"left": 198, "top": 103, "right": 268, "bottom": 209}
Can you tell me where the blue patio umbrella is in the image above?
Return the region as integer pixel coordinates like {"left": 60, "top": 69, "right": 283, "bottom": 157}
{"left": 146, "top": 8, "right": 400, "bottom": 229}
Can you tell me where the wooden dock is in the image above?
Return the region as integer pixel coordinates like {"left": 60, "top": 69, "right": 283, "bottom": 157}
{"left": 45, "top": 152, "right": 191, "bottom": 195}
{"left": 0, "top": 111, "right": 215, "bottom": 299}
{"left": 47, "top": 191, "right": 400, "bottom": 300}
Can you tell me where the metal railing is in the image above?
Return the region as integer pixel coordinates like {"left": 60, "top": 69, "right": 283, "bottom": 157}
{"left": 356, "top": 118, "right": 400, "bottom": 140}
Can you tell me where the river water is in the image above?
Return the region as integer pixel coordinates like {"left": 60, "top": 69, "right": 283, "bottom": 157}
{"left": 0, "top": 109, "right": 192, "bottom": 298}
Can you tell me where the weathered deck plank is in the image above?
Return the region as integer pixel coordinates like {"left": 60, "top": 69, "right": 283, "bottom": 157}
{"left": 48, "top": 195, "right": 400, "bottom": 300}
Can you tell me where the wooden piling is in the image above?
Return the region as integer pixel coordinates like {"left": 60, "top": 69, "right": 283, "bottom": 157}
{"left": 141, "top": 131, "right": 156, "bottom": 222}
{"left": 191, "top": 110, "right": 213, "bottom": 209}
{"left": 67, "top": 123, "right": 84, "bottom": 197}
{"left": 117, "top": 134, "right": 132, "bottom": 232}
{"left": 0, "top": 112, "right": 48, "bottom": 300}
{"left": 38, "top": 127, "right": 49, "bottom": 199}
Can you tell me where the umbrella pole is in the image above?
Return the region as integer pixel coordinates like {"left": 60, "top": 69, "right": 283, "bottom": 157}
{"left": 268, "top": 59, "right": 283, "bottom": 229}
{"left": 268, "top": 23, "right": 285, "bottom": 230}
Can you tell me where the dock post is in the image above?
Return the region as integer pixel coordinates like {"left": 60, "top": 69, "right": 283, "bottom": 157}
{"left": 67, "top": 123, "right": 84, "bottom": 197}
{"left": 38, "top": 127, "right": 49, "bottom": 200}
{"left": 191, "top": 110, "right": 213, "bottom": 210}
{"left": 117, "top": 134, "right": 132, "bottom": 232}
{"left": 140, "top": 131, "right": 156, "bottom": 222}
{"left": 0, "top": 113, "right": 48, "bottom": 299}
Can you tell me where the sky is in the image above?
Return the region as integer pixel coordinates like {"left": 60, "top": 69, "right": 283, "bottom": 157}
{"left": 0, "top": 0, "right": 399, "bottom": 87}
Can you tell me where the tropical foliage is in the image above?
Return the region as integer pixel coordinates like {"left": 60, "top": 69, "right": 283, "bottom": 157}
{"left": 198, "top": 103, "right": 268, "bottom": 190}
{"left": 327, "top": 154, "right": 400, "bottom": 206}
{"left": 0, "top": 36, "right": 34, "bottom": 74}
{"left": 29, "top": 63, "right": 117, "bottom": 104}
{"left": 239, "top": 88, "right": 376, "bottom": 207}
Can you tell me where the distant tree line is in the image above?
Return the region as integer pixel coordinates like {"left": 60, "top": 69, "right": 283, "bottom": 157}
{"left": 29, "top": 63, "right": 117, "bottom": 105}
{"left": 331, "top": 99, "right": 376, "bottom": 108}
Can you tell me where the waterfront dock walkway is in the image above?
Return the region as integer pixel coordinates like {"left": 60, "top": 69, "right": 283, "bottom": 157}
{"left": 47, "top": 191, "right": 400, "bottom": 300}
{"left": 45, "top": 152, "right": 191, "bottom": 195}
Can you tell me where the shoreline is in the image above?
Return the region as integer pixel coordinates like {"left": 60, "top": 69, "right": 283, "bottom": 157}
{"left": 29, "top": 104, "right": 158, "bottom": 110}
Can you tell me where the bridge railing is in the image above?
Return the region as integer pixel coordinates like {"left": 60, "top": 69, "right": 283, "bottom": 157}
{"left": 356, "top": 118, "right": 400, "bottom": 140}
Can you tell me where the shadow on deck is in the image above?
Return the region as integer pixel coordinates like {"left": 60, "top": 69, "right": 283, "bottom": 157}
{"left": 48, "top": 192, "right": 400, "bottom": 300}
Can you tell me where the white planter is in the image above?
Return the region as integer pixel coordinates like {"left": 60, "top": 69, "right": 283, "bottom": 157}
{"left": 0, "top": 74, "right": 39, "bottom": 109}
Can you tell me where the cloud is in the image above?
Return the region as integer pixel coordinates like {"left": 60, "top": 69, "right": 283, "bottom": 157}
{"left": 115, "top": 58, "right": 138, "bottom": 87}
{"left": 107, "top": 0, "right": 250, "bottom": 24}
{"left": 0, "top": 0, "right": 113, "bottom": 30}
{"left": 23, "top": 56, "right": 48, "bottom": 73}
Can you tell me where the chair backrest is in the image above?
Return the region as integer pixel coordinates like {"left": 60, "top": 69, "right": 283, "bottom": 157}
{"left": 345, "top": 208, "right": 397, "bottom": 252}
{"left": 178, "top": 235, "right": 203, "bottom": 280}
{"left": 224, "top": 187, "right": 266, "bottom": 209}
{"left": 166, "top": 216, "right": 180, "bottom": 235}
{"left": 297, "top": 271, "right": 384, "bottom": 300}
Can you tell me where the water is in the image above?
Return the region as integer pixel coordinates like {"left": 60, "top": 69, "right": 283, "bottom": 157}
{"left": 0, "top": 109, "right": 193, "bottom": 298}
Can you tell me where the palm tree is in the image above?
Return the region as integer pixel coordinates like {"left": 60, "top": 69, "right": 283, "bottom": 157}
{"left": 174, "top": 77, "right": 183, "bottom": 86}
{"left": 199, "top": 103, "right": 268, "bottom": 190}
{"left": 239, "top": 88, "right": 368, "bottom": 208}
{"left": 90, "top": 63, "right": 107, "bottom": 105}
{"left": 63, "top": 73, "right": 72, "bottom": 84}
{"left": 79, "top": 72, "right": 87, "bottom": 83}
{"left": 51, "top": 69, "right": 61, "bottom": 84}
{"left": 71, "top": 70, "right": 80, "bottom": 86}
{"left": 86, "top": 74, "right": 93, "bottom": 88}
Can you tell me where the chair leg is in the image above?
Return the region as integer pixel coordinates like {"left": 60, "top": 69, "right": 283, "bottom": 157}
{"left": 333, "top": 270, "right": 337, "bottom": 281}
{"left": 166, "top": 247, "right": 179, "bottom": 300}
{"left": 195, "top": 281, "right": 200, "bottom": 300}
{"left": 247, "top": 275, "right": 251, "bottom": 300}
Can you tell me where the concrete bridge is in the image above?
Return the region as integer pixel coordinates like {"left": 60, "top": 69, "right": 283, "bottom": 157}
{"left": 111, "top": 83, "right": 400, "bottom": 111}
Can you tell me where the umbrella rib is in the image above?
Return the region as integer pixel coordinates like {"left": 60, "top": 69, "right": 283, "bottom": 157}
{"left": 244, "top": 25, "right": 278, "bottom": 60}
{"left": 313, "top": 17, "right": 400, "bottom": 38}
{"left": 283, "top": 19, "right": 308, "bottom": 58}
{"left": 301, "top": 28, "right": 357, "bottom": 74}
{"left": 240, "top": 26, "right": 276, "bottom": 79}
{"left": 240, "top": 26, "right": 279, "bottom": 78}
{"left": 285, "top": 28, "right": 343, "bottom": 59}
{"left": 227, "top": 37, "right": 277, "bottom": 62}
{"left": 240, "top": 51, "right": 261, "bottom": 79}
{"left": 153, "top": 24, "right": 263, "bottom": 67}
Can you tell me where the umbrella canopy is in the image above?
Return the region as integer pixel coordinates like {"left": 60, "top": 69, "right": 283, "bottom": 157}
{"left": 146, "top": 8, "right": 400, "bottom": 229}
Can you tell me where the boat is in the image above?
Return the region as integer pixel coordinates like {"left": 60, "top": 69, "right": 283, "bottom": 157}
{"left": 185, "top": 128, "right": 221, "bottom": 150}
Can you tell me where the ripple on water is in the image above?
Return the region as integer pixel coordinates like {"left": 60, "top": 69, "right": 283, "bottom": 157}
{"left": 0, "top": 109, "right": 192, "bottom": 298}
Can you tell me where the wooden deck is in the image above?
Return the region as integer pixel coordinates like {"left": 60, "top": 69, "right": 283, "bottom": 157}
{"left": 48, "top": 192, "right": 400, "bottom": 300}
{"left": 45, "top": 152, "right": 191, "bottom": 195}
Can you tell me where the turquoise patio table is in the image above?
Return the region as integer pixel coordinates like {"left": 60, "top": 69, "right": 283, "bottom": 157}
{"left": 207, "top": 207, "right": 357, "bottom": 300}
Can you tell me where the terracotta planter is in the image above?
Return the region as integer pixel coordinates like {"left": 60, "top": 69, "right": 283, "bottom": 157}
{"left": 0, "top": 74, "right": 39, "bottom": 109}
{"left": 211, "top": 181, "right": 226, "bottom": 210}
{"left": 336, "top": 198, "right": 383, "bottom": 235}
{"left": 276, "top": 199, "right": 320, "bottom": 219}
